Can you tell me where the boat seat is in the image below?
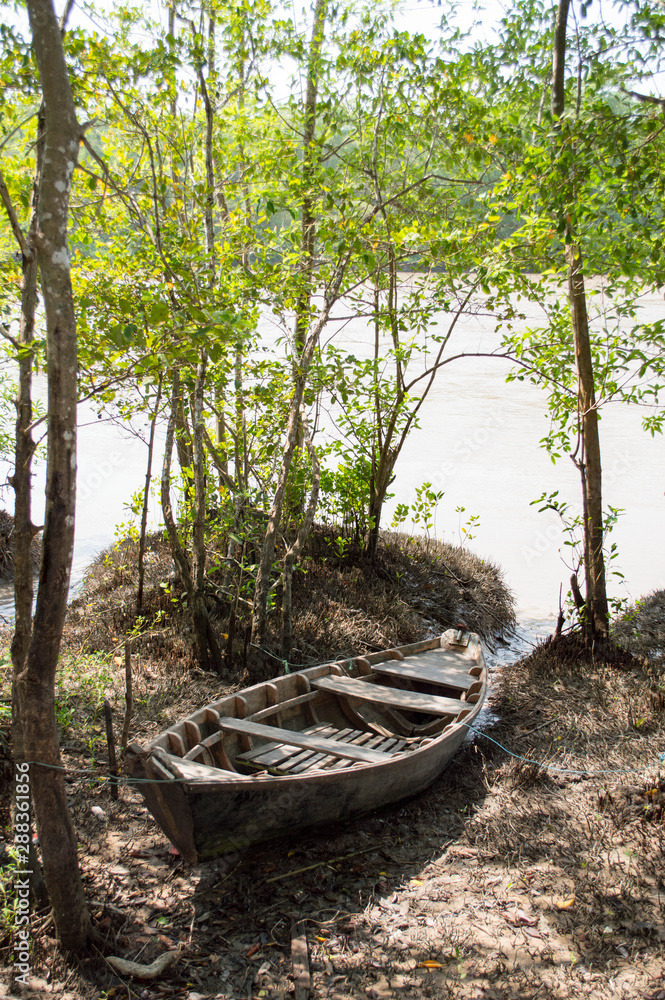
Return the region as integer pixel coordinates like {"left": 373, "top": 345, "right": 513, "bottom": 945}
{"left": 218, "top": 717, "right": 396, "bottom": 764}
{"left": 310, "top": 675, "right": 466, "bottom": 716}
{"left": 371, "top": 653, "right": 479, "bottom": 692}
{"left": 237, "top": 724, "right": 408, "bottom": 775}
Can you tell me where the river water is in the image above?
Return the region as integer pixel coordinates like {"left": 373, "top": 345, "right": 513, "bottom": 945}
{"left": 1, "top": 284, "right": 664, "bottom": 635}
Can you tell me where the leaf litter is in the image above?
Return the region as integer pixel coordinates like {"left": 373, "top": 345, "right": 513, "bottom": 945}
{"left": 2, "top": 584, "right": 665, "bottom": 999}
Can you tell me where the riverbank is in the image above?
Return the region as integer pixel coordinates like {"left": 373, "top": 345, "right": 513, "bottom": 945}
{"left": 1, "top": 545, "right": 664, "bottom": 1000}
{"left": 60, "top": 528, "right": 515, "bottom": 676}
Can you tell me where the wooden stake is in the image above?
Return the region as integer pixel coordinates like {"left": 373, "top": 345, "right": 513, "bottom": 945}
{"left": 291, "top": 920, "right": 310, "bottom": 1000}
{"left": 121, "top": 642, "right": 133, "bottom": 753}
{"left": 103, "top": 699, "right": 118, "bottom": 800}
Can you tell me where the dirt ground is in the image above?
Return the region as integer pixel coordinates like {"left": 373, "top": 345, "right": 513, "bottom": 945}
{"left": 1, "top": 548, "right": 665, "bottom": 1000}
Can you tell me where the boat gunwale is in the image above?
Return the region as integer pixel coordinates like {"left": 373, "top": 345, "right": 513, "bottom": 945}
{"left": 139, "top": 630, "right": 484, "bottom": 755}
{"left": 131, "top": 629, "right": 487, "bottom": 791}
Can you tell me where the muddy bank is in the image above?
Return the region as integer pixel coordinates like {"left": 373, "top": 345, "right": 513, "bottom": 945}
{"left": 2, "top": 551, "right": 664, "bottom": 1000}
{"left": 1, "top": 595, "right": 664, "bottom": 999}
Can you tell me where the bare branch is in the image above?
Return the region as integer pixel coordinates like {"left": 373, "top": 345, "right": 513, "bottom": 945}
{"left": 621, "top": 86, "right": 665, "bottom": 110}
{"left": 0, "top": 166, "right": 32, "bottom": 259}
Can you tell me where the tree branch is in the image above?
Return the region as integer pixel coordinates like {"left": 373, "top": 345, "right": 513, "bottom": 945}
{"left": 0, "top": 167, "right": 32, "bottom": 259}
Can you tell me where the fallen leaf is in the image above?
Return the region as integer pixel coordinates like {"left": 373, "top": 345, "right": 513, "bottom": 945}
{"left": 556, "top": 896, "right": 576, "bottom": 910}
{"left": 504, "top": 908, "right": 537, "bottom": 927}
{"left": 449, "top": 847, "right": 478, "bottom": 858}
{"left": 523, "top": 926, "right": 543, "bottom": 940}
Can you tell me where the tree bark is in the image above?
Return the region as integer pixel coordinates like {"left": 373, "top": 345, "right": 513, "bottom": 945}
{"left": 281, "top": 413, "right": 321, "bottom": 662}
{"left": 137, "top": 375, "right": 163, "bottom": 612}
{"left": 14, "top": 0, "right": 92, "bottom": 951}
{"left": 567, "top": 246, "right": 608, "bottom": 639}
{"left": 365, "top": 448, "right": 398, "bottom": 562}
{"left": 9, "top": 119, "right": 42, "bottom": 688}
{"left": 161, "top": 371, "right": 222, "bottom": 671}
{"left": 192, "top": 351, "right": 223, "bottom": 672}
{"left": 551, "top": 0, "right": 570, "bottom": 119}
{"left": 551, "top": 0, "right": 609, "bottom": 642}
{"left": 7, "top": 98, "right": 46, "bottom": 925}
{"left": 294, "top": 0, "right": 327, "bottom": 353}
{"left": 250, "top": 375, "right": 307, "bottom": 663}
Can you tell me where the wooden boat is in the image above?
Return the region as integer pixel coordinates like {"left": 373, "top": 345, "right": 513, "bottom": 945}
{"left": 125, "top": 629, "right": 486, "bottom": 862}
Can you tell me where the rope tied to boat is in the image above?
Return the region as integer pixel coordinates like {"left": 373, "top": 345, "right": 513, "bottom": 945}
{"left": 16, "top": 734, "right": 665, "bottom": 784}
{"left": 461, "top": 722, "right": 664, "bottom": 777}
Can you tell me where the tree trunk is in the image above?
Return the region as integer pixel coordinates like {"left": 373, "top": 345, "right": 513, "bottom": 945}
{"left": 137, "top": 375, "right": 163, "bottom": 612}
{"left": 13, "top": 0, "right": 92, "bottom": 951}
{"left": 294, "top": 0, "right": 327, "bottom": 353}
{"left": 6, "top": 106, "right": 48, "bottom": 922}
{"left": 161, "top": 372, "right": 195, "bottom": 590}
{"left": 192, "top": 351, "right": 223, "bottom": 672}
{"left": 567, "top": 246, "right": 608, "bottom": 640}
{"left": 365, "top": 452, "right": 397, "bottom": 563}
{"left": 551, "top": 0, "right": 570, "bottom": 119}
{"left": 161, "top": 371, "right": 222, "bottom": 671}
{"left": 249, "top": 260, "right": 350, "bottom": 674}
{"left": 9, "top": 130, "right": 42, "bottom": 686}
{"left": 281, "top": 414, "right": 320, "bottom": 661}
{"left": 250, "top": 375, "right": 307, "bottom": 663}
{"left": 551, "top": 0, "right": 609, "bottom": 642}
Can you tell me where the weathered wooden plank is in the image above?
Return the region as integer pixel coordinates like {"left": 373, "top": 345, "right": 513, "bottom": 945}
{"left": 292, "top": 920, "right": 310, "bottom": 1000}
{"left": 372, "top": 655, "right": 476, "bottom": 691}
{"left": 310, "top": 676, "right": 466, "bottom": 716}
{"left": 239, "top": 724, "right": 336, "bottom": 765}
{"left": 154, "top": 748, "right": 252, "bottom": 782}
{"left": 248, "top": 690, "right": 325, "bottom": 723}
{"left": 218, "top": 717, "right": 394, "bottom": 763}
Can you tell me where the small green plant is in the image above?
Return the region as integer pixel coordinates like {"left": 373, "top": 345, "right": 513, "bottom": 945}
{"left": 532, "top": 490, "right": 626, "bottom": 626}
{"left": 392, "top": 482, "right": 445, "bottom": 548}
{"left": 54, "top": 693, "right": 75, "bottom": 734}
{"left": 0, "top": 847, "right": 22, "bottom": 938}
{"left": 455, "top": 506, "right": 480, "bottom": 544}
{"left": 54, "top": 653, "right": 115, "bottom": 735}
{"left": 0, "top": 701, "right": 10, "bottom": 757}
{"left": 332, "top": 534, "right": 352, "bottom": 559}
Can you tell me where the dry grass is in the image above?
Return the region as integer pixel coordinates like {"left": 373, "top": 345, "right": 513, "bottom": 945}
{"left": 0, "top": 510, "right": 40, "bottom": 582}
{"left": 612, "top": 589, "right": 665, "bottom": 663}
{"left": 61, "top": 526, "right": 515, "bottom": 678}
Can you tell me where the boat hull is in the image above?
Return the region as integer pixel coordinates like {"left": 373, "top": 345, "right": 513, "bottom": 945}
{"left": 126, "top": 631, "right": 486, "bottom": 862}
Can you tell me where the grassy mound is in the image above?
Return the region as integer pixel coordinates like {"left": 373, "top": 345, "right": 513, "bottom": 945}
{"left": 63, "top": 526, "right": 515, "bottom": 676}
{"left": 0, "top": 508, "right": 41, "bottom": 581}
